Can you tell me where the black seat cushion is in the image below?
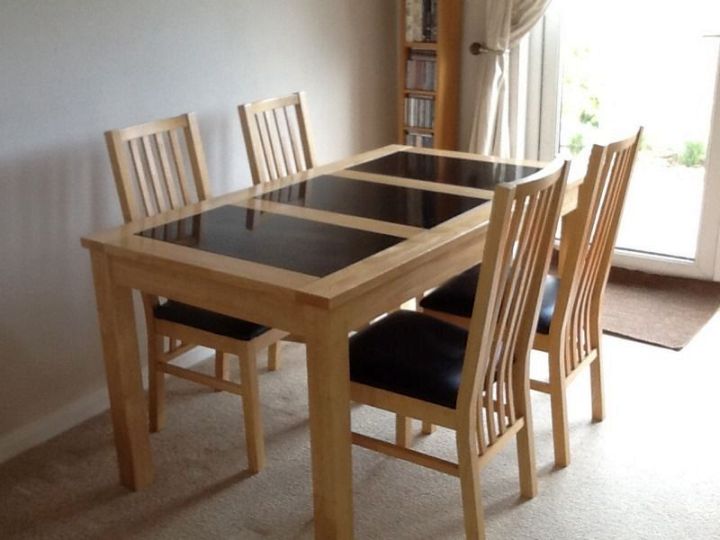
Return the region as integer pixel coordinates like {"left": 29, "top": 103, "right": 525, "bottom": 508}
{"left": 349, "top": 310, "right": 468, "bottom": 409}
{"left": 419, "top": 267, "right": 560, "bottom": 335}
{"left": 154, "top": 301, "right": 270, "bottom": 341}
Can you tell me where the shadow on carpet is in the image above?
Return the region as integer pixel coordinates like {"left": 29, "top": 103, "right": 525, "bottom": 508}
{"left": 602, "top": 267, "right": 720, "bottom": 350}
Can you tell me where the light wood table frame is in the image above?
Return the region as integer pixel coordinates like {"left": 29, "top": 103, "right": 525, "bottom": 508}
{"left": 82, "top": 145, "right": 579, "bottom": 539}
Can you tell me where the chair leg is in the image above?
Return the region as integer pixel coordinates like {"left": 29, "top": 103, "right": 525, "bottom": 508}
{"left": 549, "top": 380, "right": 570, "bottom": 468}
{"left": 395, "top": 415, "right": 411, "bottom": 447}
{"left": 512, "top": 357, "right": 538, "bottom": 498}
{"left": 238, "top": 346, "right": 265, "bottom": 473}
{"left": 546, "top": 345, "right": 571, "bottom": 468}
{"left": 515, "top": 417, "right": 538, "bottom": 499}
{"left": 268, "top": 342, "right": 281, "bottom": 372}
{"left": 456, "top": 432, "right": 485, "bottom": 540}
{"left": 590, "top": 349, "right": 605, "bottom": 422}
{"left": 421, "top": 421, "right": 436, "bottom": 435}
{"left": 214, "top": 350, "right": 228, "bottom": 392}
{"left": 148, "top": 334, "right": 166, "bottom": 433}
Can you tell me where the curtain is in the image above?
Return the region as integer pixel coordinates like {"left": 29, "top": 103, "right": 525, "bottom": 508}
{"left": 468, "top": 0, "right": 552, "bottom": 157}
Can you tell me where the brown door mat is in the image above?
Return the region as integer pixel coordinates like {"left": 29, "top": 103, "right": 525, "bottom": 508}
{"left": 602, "top": 267, "right": 720, "bottom": 350}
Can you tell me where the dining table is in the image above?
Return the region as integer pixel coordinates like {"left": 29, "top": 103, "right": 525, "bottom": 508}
{"left": 81, "top": 144, "right": 580, "bottom": 539}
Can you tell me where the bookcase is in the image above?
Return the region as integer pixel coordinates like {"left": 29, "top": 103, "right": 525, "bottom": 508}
{"left": 398, "top": 0, "right": 461, "bottom": 150}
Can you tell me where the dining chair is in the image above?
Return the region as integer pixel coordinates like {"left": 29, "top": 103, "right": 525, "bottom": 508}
{"left": 419, "top": 129, "right": 643, "bottom": 467}
{"left": 238, "top": 91, "right": 317, "bottom": 185}
{"left": 349, "top": 160, "right": 568, "bottom": 539}
{"left": 104, "top": 113, "right": 288, "bottom": 472}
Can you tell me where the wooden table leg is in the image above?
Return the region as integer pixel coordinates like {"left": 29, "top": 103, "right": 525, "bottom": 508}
{"left": 90, "top": 250, "right": 153, "bottom": 489}
{"left": 303, "top": 307, "right": 353, "bottom": 539}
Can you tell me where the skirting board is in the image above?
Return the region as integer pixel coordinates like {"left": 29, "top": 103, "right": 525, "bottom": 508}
{"left": 0, "top": 347, "right": 212, "bottom": 464}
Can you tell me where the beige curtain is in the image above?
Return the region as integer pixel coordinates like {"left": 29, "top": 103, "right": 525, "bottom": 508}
{"left": 468, "top": 0, "right": 552, "bottom": 157}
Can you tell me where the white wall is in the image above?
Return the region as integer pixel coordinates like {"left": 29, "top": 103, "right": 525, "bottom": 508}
{"left": 0, "top": 0, "right": 397, "bottom": 461}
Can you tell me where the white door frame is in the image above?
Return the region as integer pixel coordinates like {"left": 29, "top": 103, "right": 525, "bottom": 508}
{"left": 532, "top": 1, "right": 720, "bottom": 281}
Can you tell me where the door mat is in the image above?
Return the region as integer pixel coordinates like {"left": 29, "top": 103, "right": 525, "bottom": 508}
{"left": 602, "top": 267, "right": 720, "bottom": 350}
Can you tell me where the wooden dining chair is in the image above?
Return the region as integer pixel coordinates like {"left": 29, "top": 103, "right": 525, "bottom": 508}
{"left": 238, "top": 91, "right": 317, "bottom": 185}
{"left": 419, "top": 129, "right": 643, "bottom": 467}
{"left": 104, "top": 113, "right": 287, "bottom": 472}
{"left": 349, "top": 160, "right": 568, "bottom": 539}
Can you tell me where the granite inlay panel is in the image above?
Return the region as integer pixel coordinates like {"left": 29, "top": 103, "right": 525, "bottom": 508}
{"left": 258, "top": 175, "right": 489, "bottom": 228}
{"left": 349, "top": 151, "right": 539, "bottom": 189}
{"left": 138, "top": 205, "right": 404, "bottom": 277}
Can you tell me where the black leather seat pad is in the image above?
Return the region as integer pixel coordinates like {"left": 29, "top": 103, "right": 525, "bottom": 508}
{"left": 350, "top": 311, "right": 468, "bottom": 409}
{"left": 154, "top": 301, "right": 270, "bottom": 341}
{"left": 419, "top": 267, "right": 559, "bottom": 335}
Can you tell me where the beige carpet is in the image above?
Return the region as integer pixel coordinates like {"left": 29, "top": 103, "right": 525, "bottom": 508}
{"left": 603, "top": 267, "right": 720, "bottom": 350}
{"left": 2, "top": 335, "right": 720, "bottom": 539}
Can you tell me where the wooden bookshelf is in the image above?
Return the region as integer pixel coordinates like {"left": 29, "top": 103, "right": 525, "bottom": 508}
{"left": 398, "top": 0, "right": 461, "bottom": 150}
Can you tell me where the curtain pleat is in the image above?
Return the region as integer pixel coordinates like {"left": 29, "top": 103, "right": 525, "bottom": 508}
{"left": 468, "top": 0, "right": 552, "bottom": 157}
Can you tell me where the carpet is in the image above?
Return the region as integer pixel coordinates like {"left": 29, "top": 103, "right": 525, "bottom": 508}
{"left": 3, "top": 338, "right": 720, "bottom": 539}
{"left": 602, "top": 267, "right": 720, "bottom": 350}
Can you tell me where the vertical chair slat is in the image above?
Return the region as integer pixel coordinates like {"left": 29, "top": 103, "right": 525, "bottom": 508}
{"left": 155, "top": 133, "right": 181, "bottom": 210}
{"left": 571, "top": 262, "right": 586, "bottom": 364}
{"left": 273, "top": 108, "right": 293, "bottom": 175}
{"left": 264, "top": 110, "right": 287, "bottom": 179}
{"left": 184, "top": 115, "right": 211, "bottom": 201}
{"left": 104, "top": 130, "right": 138, "bottom": 222}
{"left": 169, "top": 129, "right": 192, "bottom": 206}
{"left": 142, "top": 135, "right": 167, "bottom": 213}
{"left": 274, "top": 108, "right": 296, "bottom": 175}
{"left": 296, "top": 91, "right": 317, "bottom": 170}
{"left": 256, "top": 115, "right": 278, "bottom": 181}
{"left": 286, "top": 106, "right": 305, "bottom": 172}
{"left": 476, "top": 400, "right": 487, "bottom": 455}
{"left": 129, "top": 138, "right": 154, "bottom": 216}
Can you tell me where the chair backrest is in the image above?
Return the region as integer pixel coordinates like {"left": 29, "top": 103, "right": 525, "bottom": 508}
{"left": 105, "top": 113, "right": 211, "bottom": 223}
{"left": 238, "top": 91, "right": 317, "bottom": 185}
{"left": 457, "top": 159, "right": 569, "bottom": 452}
{"left": 552, "top": 128, "right": 642, "bottom": 374}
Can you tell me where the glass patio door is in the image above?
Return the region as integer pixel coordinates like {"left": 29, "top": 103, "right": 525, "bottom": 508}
{"left": 539, "top": 0, "right": 720, "bottom": 279}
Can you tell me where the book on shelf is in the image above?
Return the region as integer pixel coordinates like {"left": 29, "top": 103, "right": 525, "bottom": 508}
{"left": 404, "top": 95, "right": 435, "bottom": 129}
{"left": 405, "top": 131, "right": 434, "bottom": 148}
{"left": 405, "top": 49, "right": 437, "bottom": 91}
{"left": 405, "top": 0, "right": 438, "bottom": 43}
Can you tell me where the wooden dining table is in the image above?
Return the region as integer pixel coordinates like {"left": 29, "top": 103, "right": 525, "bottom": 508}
{"left": 82, "top": 144, "right": 579, "bottom": 539}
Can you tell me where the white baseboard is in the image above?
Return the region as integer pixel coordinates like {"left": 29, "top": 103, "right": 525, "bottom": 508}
{"left": 0, "top": 384, "right": 111, "bottom": 465}
{"left": 0, "top": 347, "right": 211, "bottom": 465}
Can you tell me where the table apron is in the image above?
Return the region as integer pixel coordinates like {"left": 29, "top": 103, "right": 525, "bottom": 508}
{"left": 109, "top": 255, "right": 307, "bottom": 335}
